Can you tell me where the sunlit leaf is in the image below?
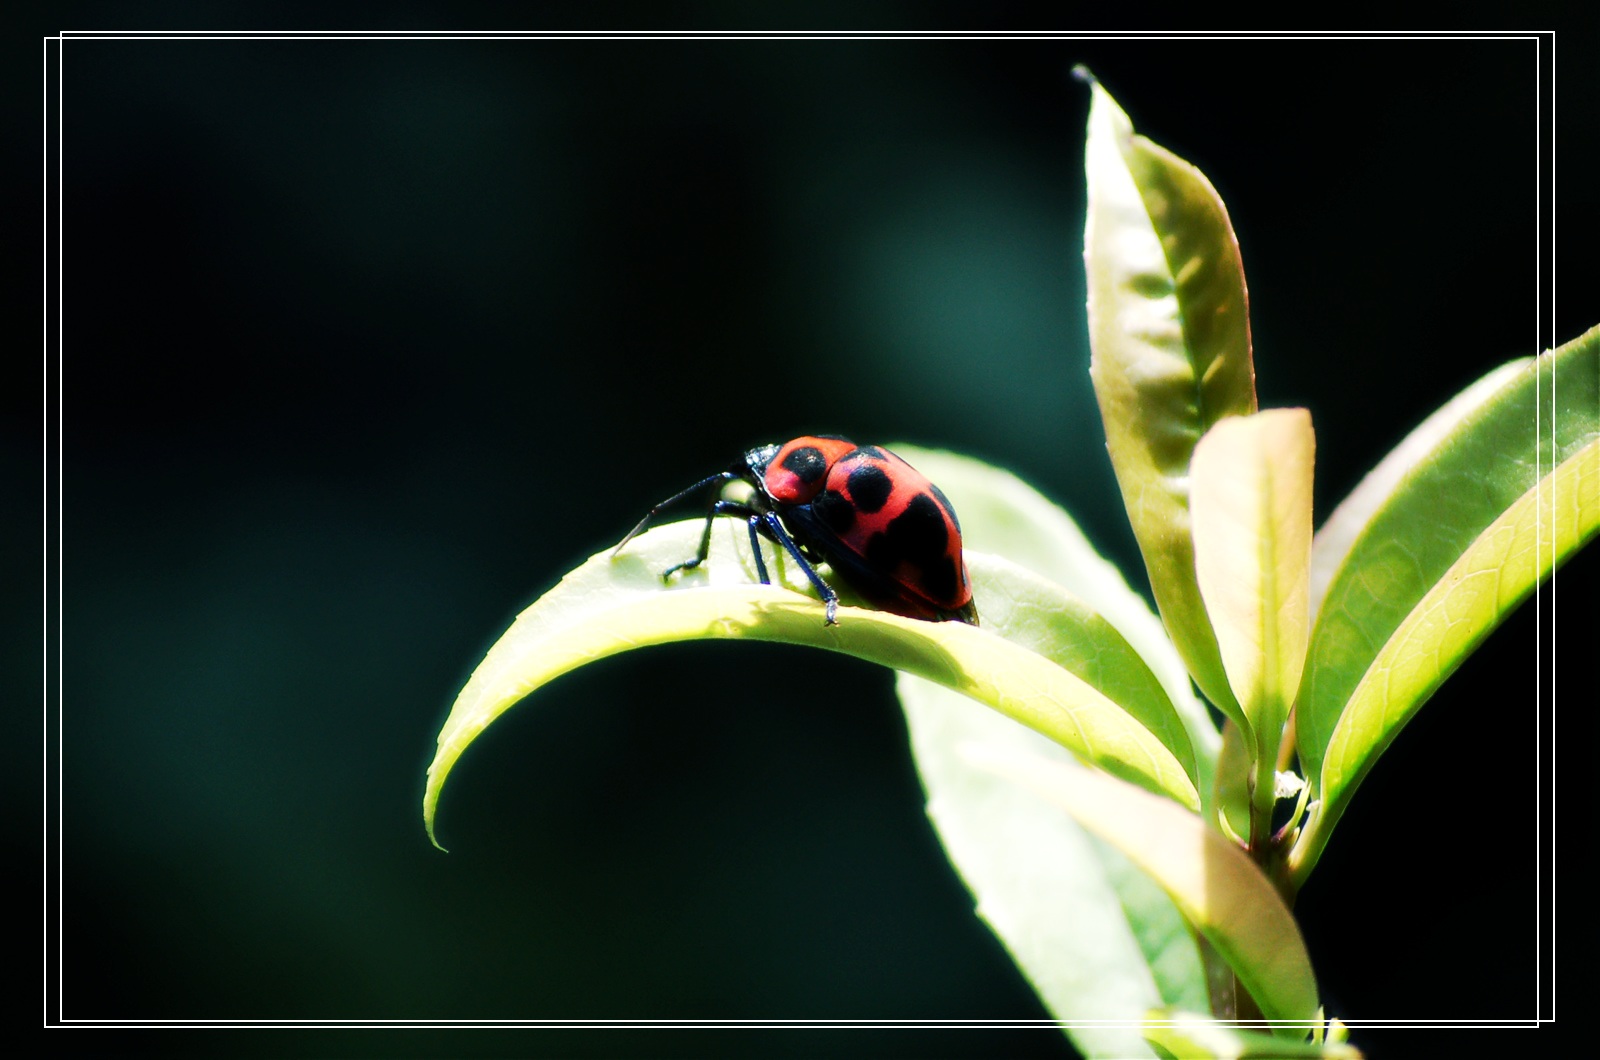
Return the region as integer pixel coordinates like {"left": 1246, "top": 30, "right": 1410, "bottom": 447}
{"left": 1191, "top": 409, "right": 1315, "bottom": 794}
{"left": 424, "top": 519, "right": 1200, "bottom": 848}
{"left": 1143, "top": 1009, "right": 1362, "bottom": 1059}
{"left": 1309, "top": 359, "right": 1530, "bottom": 620}
{"left": 1291, "top": 431, "right": 1600, "bottom": 884}
{"left": 904, "top": 679, "right": 1197, "bottom": 1059}
{"left": 956, "top": 553, "right": 1199, "bottom": 786}
{"left": 1082, "top": 73, "right": 1257, "bottom": 723}
{"left": 897, "top": 446, "right": 1220, "bottom": 790}
{"left": 965, "top": 743, "right": 1320, "bottom": 1034}
{"left": 1296, "top": 328, "right": 1600, "bottom": 807}
{"left": 892, "top": 448, "right": 1211, "bottom": 1057}
{"left": 1212, "top": 720, "right": 1251, "bottom": 846}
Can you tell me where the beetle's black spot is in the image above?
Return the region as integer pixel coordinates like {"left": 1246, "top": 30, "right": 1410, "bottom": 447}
{"left": 930, "top": 483, "right": 961, "bottom": 534}
{"left": 863, "top": 492, "right": 952, "bottom": 593}
{"left": 814, "top": 489, "right": 856, "bottom": 534}
{"left": 782, "top": 445, "right": 828, "bottom": 484}
{"left": 886, "top": 494, "right": 949, "bottom": 562}
{"left": 919, "top": 556, "right": 959, "bottom": 603}
{"left": 864, "top": 530, "right": 899, "bottom": 572}
{"left": 856, "top": 445, "right": 888, "bottom": 460}
{"left": 846, "top": 463, "right": 893, "bottom": 513}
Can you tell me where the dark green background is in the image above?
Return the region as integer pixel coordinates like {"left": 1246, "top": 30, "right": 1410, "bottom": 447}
{"left": 16, "top": 17, "right": 1596, "bottom": 1058}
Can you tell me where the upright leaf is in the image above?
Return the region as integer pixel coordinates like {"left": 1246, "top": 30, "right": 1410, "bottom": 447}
{"left": 1293, "top": 430, "right": 1600, "bottom": 883}
{"left": 1297, "top": 329, "right": 1600, "bottom": 795}
{"left": 1308, "top": 360, "right": 1530, "bottom": 620}
{"left": 1082, "top": 74, "right": 1258, "bottom": 722}
{"left": 1191, "top": 409, "right": 1315, "bottom": 787}
{"left": 1291, "top": 328, "right": 1600, "bottom": 883}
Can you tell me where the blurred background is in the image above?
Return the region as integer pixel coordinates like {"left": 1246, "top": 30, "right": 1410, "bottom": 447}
{"left": 12, "top": 13, "right": 1597, "bottom": 1058}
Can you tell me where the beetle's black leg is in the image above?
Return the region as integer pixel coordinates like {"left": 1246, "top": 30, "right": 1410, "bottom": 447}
{"left": 744, "top": 516, "right": 771, "bottom": 584}
{"left": 612, "top": 472, "right": 736, "bottom": 556}
{"left": 663, "top": 500, "right": 762, "bottom": 579}
{"left": 759, "top": 511, "right": 840, "bottom": 625}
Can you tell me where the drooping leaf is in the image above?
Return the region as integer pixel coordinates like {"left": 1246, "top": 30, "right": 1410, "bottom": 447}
{"left": 892, "top": 448, "right": 1211, "bottom": 1057}
{"left": 1295, "top": 328, "right": 1600, "bottom": 815}
{"left": 1082, "top": 73, "right": 1258, "bottom": 723}
{"left": 965, "top": 743, "right": 1321, "bottom": 1034}
{"left": 424, "top": 518, "right": 1200, "bottom": 848}
{"left": 1191, "top": 409, "right": 1315, "bottom": 798}
{"left": 903, "top": 678, "right": 1199, "bottom": 1060}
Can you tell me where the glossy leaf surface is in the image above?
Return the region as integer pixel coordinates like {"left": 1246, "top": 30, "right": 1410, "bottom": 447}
{"left": 1296, "top": 329, "right": 1600, "bottom": 806}
{"left": 1083, "top": 75, "right": 1257, "bottom": 721}
{"left": 424, "top": 511, "right": 1201, "bottom": 848}
{"left": 1308, "top": 359, "right": 1530, "bottom": 619}
{"left": 1191, "top": 409, "right": 1315, "bottom": 777}
{"left": 899, "top": 447, "right": 1219, "bottom": 790}
{"left": 1293, "top": 427, "right": 1600, "bottom": 883}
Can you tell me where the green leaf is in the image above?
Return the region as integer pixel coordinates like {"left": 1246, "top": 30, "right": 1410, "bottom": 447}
{"left": 1308, "top": 359, "right": 1530, "bottom": 619}
{"left": 1191, "top": 409, "right": 1315, "bottom": 810}
{"left": 903, "top": 678, "right": 1201, "bottom": 1060}
{"left": 963, "top": 554, "right": 1201, "bottom": 788}
{"left": 965, "top": 743, "right": 1321, "bottom": 1034}
{"left": 1293, "top": 430, "right": 1600, "bottom": 883}
{"left": 1082, "top": 74, "right": 1258, "bottom": 722}
{"left": 1143, "top": 1009, "right": 1362, "bottom": 1059}
{"left": 1296, "top": 332, "right": 1599, "bottom": 798}
{"left": 896, "top": 446, "right": 1220, "bottom": 791}
{"left": 1292, "top": 327, "right": 1600, "bottom": 883}
{"left": 1212, "top": 721, "right": 1252, "bottom": 846}
{"left": 424, "top": 517, "right": 1200, "bottom": 849}
{"left": 891, "top": 448, "right": 1212, "bottom": 1058}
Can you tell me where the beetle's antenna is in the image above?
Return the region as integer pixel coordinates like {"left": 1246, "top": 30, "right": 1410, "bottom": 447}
{"left": 612, "top": 473, "right": 735, "bottom": 555}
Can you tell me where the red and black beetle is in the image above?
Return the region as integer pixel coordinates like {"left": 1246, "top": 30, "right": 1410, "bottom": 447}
{"left": 612, "top": 435, "right": 978, "bottom": 626}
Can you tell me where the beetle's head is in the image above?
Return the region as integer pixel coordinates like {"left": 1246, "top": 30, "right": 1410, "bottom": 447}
{"left": 734, "top": 443, "right": 782, "bottom": 482}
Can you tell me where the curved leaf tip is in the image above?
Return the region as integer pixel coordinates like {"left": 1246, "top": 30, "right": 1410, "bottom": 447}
{"left": 425, "top": 518, "right": 1201, "bottom": 848}
{"left": 1083, "top": 75, "right": 1257, "bottom": 722}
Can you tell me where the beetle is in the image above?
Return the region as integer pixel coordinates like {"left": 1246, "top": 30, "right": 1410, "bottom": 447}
{"left": 612, "top": 435, "right": 978, "bottom": 626}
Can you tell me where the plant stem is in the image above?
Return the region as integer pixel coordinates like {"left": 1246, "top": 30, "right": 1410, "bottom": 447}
{"left": 1198, "top": 933, "right": 1236, "bottom": 1022}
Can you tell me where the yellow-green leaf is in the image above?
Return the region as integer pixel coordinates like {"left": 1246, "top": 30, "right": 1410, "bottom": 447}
{"left": 892, "top": 448, "right": 1213, "bottom": 1057}
{"left": 424, "top": 519, "right": 1199, "bottom": 848}
{"left": 904, "top": 679, "right": 1186, "bottom": 1059}
{"left": 1308, "top": 359, "right": 1531, "bottom": 619}
{"left": 964, "top": 743, "right": 1320, "bottom": 1034}
{"left": 1212, "top": 720, "right": 1252, "bottom": 846}
{"left": 1291, "top": 434, "right": 1600, "bottom": 884}
{"left": 1143, "top": 1009, "right": 1362, "bottom": 1059}
{"left": 898, "top": 446, "right": 1219, "bottom": 791}
{"left": 1082, "top": 73, "right": 1257, "bottom": 722}
{"left": 1191, "top": 409, "right": 1315, "bottom": 782}
{"left": 1296, "top": 327, "right": 1600, "bottom": 842}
